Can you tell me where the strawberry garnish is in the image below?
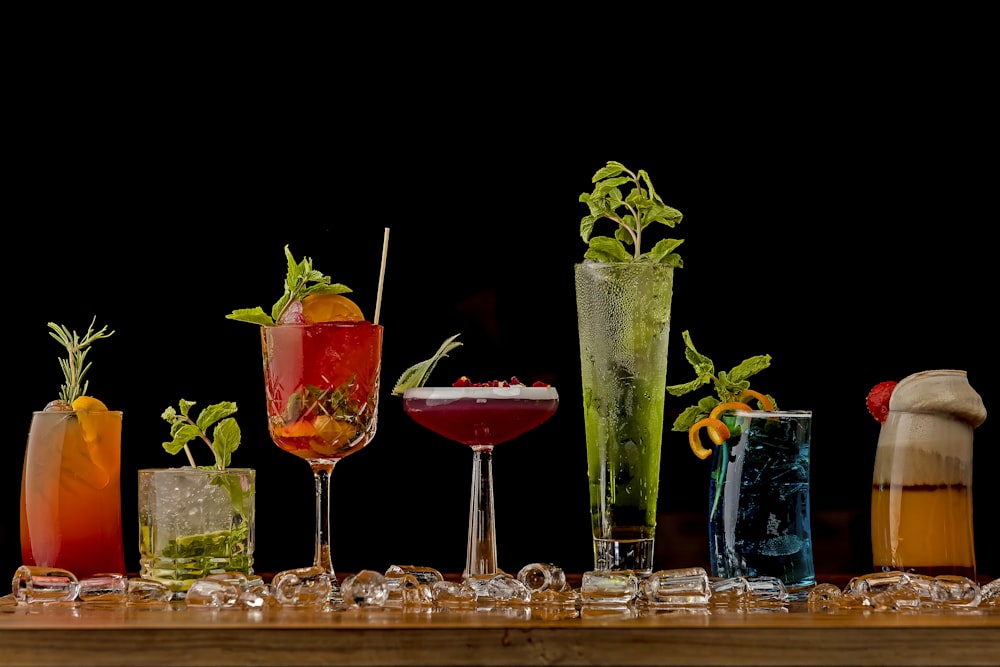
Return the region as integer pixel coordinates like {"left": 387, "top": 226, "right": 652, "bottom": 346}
{"left": 866, "top": 381, "right": 897, "bottom": 423}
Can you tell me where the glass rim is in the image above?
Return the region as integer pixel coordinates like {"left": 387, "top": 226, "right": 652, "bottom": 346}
{"left": 32, "top": 409, "right": 123, "bottom": 416}
{"left": 735, "top": 409, "right": 812, "bottom": 418}
{"left": 403, "top": 386, "right": 558, "bottom": 400}
{"left": 138, "top": 467, "right": 256, "bottom": 474}
{"left": 260, "top": 321, "right": 382, "bottom": 329}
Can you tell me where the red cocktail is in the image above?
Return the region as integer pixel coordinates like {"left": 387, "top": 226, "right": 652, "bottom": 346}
{"left": 261, "top": 321, "right": 383, "bottom": 597}
{"left": 403, "top": 385, "right": 558, "bottom": 579}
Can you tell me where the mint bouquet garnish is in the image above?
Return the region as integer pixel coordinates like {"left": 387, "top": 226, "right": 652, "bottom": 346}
{"left": 225, "top": 245, "right": 352, "bottom": 326}
{"left": 579, "top": 161, "right": 684, "bottom": 265}
{"left": 161, "top": 399, "right": 241, "bottom": 470}
{"left": 666, "top": 330, "right": 775, "bottom": 433}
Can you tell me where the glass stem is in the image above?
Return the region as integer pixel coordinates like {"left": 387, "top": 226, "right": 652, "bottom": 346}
{"left": 311, "top": 462, "right": 340, "bottom": 595}
{"left": 465, "top": 446, "right": 497, "bottom": 579}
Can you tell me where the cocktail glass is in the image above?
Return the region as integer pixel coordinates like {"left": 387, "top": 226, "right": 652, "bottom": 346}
{"left": 402, "top": 384, "right": 559, "bottom": 579}
{"left": 707, "top": 409, "right": 815, "bottom": 599}
{"left": 137, "top": 467, "right": 256, "bottom": 596}
{"left": 20, "top": 406, "right": 126, "bottom": 578}
{"left": 871, "top": 369, "right": 986, "bottom": 579}
{"left": 575, "top": 260, "right": 673, "bottom": 576}
{"left": 261, "top": 321, "right": 383, "bottom": 601}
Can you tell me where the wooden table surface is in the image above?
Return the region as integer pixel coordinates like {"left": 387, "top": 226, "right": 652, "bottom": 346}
{"left": 3, "top": 578, "right": 999, "bottom": 667}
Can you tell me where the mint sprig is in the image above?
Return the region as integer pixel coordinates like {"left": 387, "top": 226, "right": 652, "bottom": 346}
{"left": 391, "top": 333, "right": 463, "bottom": 396}
{"left": 225, "top": 245, "right": 352, "bottom": 326}
{"left": 579, "top": 161, "right": 684, "bottom": 265}
{"left": 161, "top": 399, "right": 241, "bottom": 470}
{"left": 48, "top": 317, "right": 114, "bottom": 404}
{"left": 666, "top": 330, "right": 774, "bottom": 433}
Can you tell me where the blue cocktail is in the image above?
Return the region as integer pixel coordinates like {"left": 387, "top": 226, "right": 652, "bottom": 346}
{"left": 707, "top": 409, "right": 814, "bottom": 598}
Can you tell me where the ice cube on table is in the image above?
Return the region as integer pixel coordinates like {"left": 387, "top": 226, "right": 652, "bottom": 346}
{"left": 13, "top": 565, "right": 80, "bottom": 603}
{"left": 342, "top": 570, "right": 389, "bottom": 607}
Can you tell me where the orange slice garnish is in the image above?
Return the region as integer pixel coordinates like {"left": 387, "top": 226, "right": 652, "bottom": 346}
{"left": 71, "top": 396, "right": 108, "bottom": 443}
{"left": 301, "top": 293, "right": 364, "bottom": 323}
{"left": 72, "top": 396, "right": 108, "bottom": 412}
{"left": 274, "top": 420, "right": 317, "bottom": 438}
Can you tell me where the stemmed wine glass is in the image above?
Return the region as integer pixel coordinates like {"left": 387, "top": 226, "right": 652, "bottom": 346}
{"left": 261, "top": 321, "right": 383, "bottom": 600}
{"left": 402, "top": 382, "right": 558, "bottom": 579}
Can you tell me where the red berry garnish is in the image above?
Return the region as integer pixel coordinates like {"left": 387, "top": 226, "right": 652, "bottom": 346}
{"left": 866, "top": 381, "right": 897, "bottom": 423}
{"left": 452, "top": 376, "right": 539, "bottom": 388}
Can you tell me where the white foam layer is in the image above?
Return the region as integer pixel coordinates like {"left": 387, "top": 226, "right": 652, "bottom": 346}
{"left": 872, "top": 411, "right": 974, "bottom": 486}
{"left": 403, "top": 386, "right": 559, "bottom": 400}
{"left": 888, "top": 369, "right": 987, "bottom": 427}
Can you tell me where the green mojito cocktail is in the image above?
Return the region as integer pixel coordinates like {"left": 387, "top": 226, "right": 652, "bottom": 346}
{"left": 138, "top": 467, "right": 255, "bottom": 595}
{"left": 575, "top": 260, "right": 674, "bottom": 576}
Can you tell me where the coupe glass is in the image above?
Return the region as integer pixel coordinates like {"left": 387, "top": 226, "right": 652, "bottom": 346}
{"left": 402, "top": 384, "right": 558, "bottom": 579}
{"left": 261, "top": 321, "right": 383, "bottom": 600}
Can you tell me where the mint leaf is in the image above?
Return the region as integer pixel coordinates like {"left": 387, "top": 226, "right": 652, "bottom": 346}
{"left": 196, "top": 401, "right": 238, "bottom": 432}
{"left": 666, "top": 330, "right": 774, "bottom": 433}
{"left": 226, "top": 245, "right": 351, "bottom": 326}
{"left": 210, "top": 418, "right": 241, "bottom": 469}
{"left": 161, "top": 399, "right": 242, "bottom": 470}
{"left": 579, "top": 161, "right": 684, "bottom": 264}
{"left": 226, "top": 307, "right": 274, "bottom": 326}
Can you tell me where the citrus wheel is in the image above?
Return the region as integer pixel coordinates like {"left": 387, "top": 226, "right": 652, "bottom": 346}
{"left": 301, "top": 294, "right": 364, "bottom": 323}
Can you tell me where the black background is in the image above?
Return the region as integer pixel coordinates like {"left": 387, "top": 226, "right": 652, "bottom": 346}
{"left": 4, "top": 31, "right": 995, "bottom": 583}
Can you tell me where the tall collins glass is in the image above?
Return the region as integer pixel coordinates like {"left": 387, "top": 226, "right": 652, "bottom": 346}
{"left": 575, "top": 260, "right": 673, "bottom": 576}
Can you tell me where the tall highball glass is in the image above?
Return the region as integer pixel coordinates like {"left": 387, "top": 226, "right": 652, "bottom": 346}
{"left": 575, "top": 260, "right": 673, "bottom": 577}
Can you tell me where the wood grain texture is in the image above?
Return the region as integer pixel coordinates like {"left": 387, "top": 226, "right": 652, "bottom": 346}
{"left": 3, "top": 599, "right": 999, "bottom": 667}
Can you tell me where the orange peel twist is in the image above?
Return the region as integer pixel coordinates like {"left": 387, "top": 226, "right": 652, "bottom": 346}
{"left": 687, "top": 395, "right": 776, "bottom": 460}
{"left": 688, "top": 418, "right": 731, "bottom": 460}
{"left": 737, "top": 389, "right": 775, "bottom": 412}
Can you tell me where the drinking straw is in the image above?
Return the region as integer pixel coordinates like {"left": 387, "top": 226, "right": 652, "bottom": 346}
{"left": 374, "top": 227, "right": 389, "bottom": 325}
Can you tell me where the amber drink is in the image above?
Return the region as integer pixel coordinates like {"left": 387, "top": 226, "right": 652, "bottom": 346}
{"left": 871, "top": 369, "right": 987, "bottom": 578}
{"left": 20, "top": 406, "right": 125, "bottom": 578}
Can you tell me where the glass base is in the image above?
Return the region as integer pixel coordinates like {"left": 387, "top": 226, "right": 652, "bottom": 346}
{"left": 593, "top": 538, "right": 654, "bottom": 577}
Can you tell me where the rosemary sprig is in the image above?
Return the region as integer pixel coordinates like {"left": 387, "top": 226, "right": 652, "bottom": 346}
{"left": 48, "top": 317, "right": 115, "bottom": 404}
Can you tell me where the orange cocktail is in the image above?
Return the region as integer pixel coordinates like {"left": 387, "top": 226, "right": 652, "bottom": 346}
{"left": 869, "top": 370, "right": 986, "bottom": 580}
{"left": 871, "top": 483, "right": 975, "bottom": 576}
{"left": 20, "top": 406, "right": 126, "bottom": 578}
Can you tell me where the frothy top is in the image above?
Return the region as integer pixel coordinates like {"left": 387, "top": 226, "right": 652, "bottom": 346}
{"left": 888, "top": 369, "right": 987, "bottom": 428}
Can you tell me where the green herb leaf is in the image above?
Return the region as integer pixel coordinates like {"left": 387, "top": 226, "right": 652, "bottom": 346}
{"left": 579, "top": 161, "right": 684, "bottom": 264}
{"left": 391, "top": 333, "right": 463, "bottom": 396}
{"left": 226, "top": 245, "right": 351, "bottom": 325}
{"left": 666, "top": 330, "right": 774, "bottom": 432}
{"left": 210, "top": 418, "right": 241, "bottom": 469}
{"left": 161, "top": 399, "right": 242, "bottom": 470}
{"left": 47, "top": 317, "right": 114, "bottom": 404}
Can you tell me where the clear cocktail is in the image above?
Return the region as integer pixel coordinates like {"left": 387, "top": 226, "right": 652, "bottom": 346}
{"left": 138, "top": 467, "right": 255, "bottom": 594}
{"left": 403, "top": 384, "right": 558, "bottom": 578}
